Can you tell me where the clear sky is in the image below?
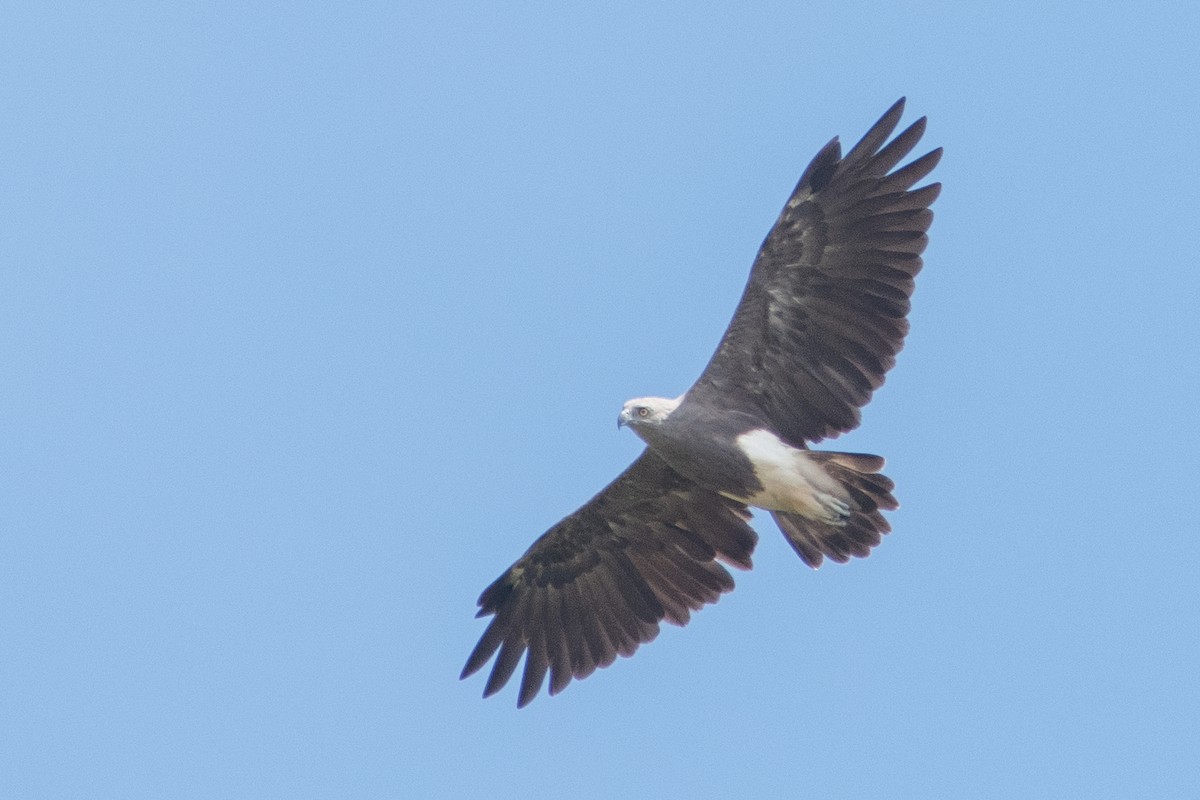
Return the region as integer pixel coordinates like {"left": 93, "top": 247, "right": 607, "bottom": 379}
{"left": 3, "top": 2, "right": 1199, "bottom": 798}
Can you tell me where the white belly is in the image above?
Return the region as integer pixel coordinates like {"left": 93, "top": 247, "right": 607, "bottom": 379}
{"left": 725, "top": 429, "right": 850, "bottom": 522}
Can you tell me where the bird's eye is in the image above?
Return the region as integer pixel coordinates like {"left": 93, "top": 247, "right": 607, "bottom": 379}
{"left": 637, "top": 407, "right": 650, "bottom": 418}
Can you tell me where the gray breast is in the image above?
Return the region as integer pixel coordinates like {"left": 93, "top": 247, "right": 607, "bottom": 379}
{"left": 640, "top": 404, "right": 766, "bottom": 498}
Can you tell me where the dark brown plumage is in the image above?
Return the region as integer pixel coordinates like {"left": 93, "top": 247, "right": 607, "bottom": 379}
{"left": 463, "top": 99, "right": 941, "bottom": 706}
{"left": 461, "top": 451, "right": 757, "bottom": 707}
{"left": 687, "top": 99, "right": 940, "bottom": 444}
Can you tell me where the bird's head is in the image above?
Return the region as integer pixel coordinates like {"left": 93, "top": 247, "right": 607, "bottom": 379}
{"left": 618, "top": 396, "right": 681, "bottom": 431}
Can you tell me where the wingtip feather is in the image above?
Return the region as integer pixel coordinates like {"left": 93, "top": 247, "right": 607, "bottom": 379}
{"left": 843, "top": 99, "right": 907, "bottom": 168}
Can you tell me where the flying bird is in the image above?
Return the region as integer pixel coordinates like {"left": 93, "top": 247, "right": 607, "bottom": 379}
{"left": 462, "top": 99, "right": 941, "bottom": 707}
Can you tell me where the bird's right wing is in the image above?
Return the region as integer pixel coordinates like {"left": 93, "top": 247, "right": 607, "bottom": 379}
{"left": 461, "top": 450, "right": 758, "bottom": 707}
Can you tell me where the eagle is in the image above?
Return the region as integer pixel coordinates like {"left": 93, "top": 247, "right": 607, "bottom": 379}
{"left": 462, "top": 99, "right": 941, "bottom": 707}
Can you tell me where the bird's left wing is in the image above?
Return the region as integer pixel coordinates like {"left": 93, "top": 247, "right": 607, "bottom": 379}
{"left": 685, "top": 98, "right": 941, "bottom": 444}
{"left": 461, "top": 449, "right": 758, "bottom": 707}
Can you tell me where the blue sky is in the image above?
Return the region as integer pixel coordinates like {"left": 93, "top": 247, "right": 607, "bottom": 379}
{"left": 3, "top": 2, "right": 1199, "bottom": 797}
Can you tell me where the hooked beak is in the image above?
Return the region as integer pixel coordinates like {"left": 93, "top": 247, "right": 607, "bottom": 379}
{"left": 617, "top": 408, "right": 632, "bottom": 429}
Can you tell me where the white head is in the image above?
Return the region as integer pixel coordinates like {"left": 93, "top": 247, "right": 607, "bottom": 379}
{"left": 617, "top": 395, "right": 682, "bottom": 431}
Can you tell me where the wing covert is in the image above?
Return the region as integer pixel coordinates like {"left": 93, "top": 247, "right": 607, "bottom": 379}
{"left": 461, "top": 450, "right": 758, "bottom": 707}
{"left": 686, "top": 98, "right": 942, "bottom": 443}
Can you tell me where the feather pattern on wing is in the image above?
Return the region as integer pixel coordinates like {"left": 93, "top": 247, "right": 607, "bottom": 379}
{"left": 685, "top": 98, "right": 942, "bottom": 444}
{"left": 461, "top": 450, "right": 758, "bottom": 707}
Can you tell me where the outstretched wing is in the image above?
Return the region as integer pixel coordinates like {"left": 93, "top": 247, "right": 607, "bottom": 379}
{"left": 686, "top": 98, "right": 942, "bottom": 444}
{"left": 461, "top": 450, "right": 758, "bottom": 707}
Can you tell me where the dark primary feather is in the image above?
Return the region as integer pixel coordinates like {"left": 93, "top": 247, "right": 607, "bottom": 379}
{"left": 461, "top": 450, "right": 758, "bottom": 707}
{"left": 686, "top": 97, "right": 942, "bottom": 444}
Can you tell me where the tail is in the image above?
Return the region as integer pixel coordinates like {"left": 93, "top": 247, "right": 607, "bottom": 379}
{"left": 770, "top": 452, "right": 898, "bottom": 569}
